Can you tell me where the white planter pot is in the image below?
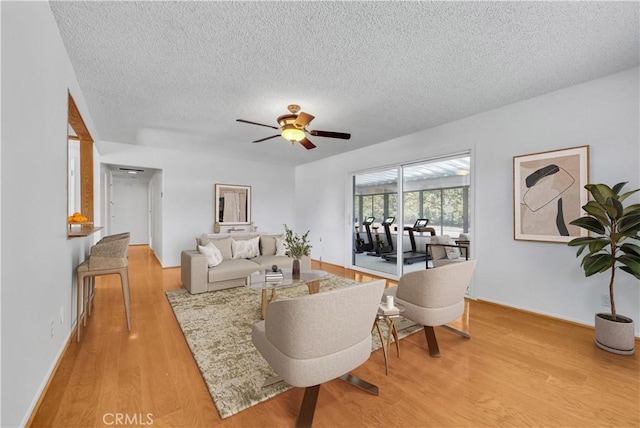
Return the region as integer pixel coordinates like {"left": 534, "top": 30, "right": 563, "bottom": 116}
{"left": 594, "top": 313, "right": 635, "bottom": 355}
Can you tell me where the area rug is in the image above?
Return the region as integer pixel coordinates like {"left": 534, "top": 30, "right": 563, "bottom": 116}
{"left": 165, "top": 274, "right": 421, "bottom": 419}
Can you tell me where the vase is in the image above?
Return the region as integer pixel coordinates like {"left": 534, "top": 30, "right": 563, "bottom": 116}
{"left": 594, "top": 313, "right": 635, "bottom": 355}
{"left": 292, "top": 259, "right": 301, "bottom": 279}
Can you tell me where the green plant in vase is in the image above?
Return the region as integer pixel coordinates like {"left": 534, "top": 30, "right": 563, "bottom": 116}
{"left": 568, "top": 182, "right": 640, "bottom": 355}
{"left": 283, "top": 224, "right": 312, "bottom": 278}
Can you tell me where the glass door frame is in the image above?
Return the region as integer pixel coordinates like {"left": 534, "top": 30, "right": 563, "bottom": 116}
{"left": 349, "top": 166, "right": 402, "bottom": 279}
{"left": 348, "top": 150, "right": 474, "bottom": 286}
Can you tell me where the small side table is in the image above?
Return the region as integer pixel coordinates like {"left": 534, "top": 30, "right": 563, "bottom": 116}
{"left": 373, "top": 303, "right": 405, "bottom": 375}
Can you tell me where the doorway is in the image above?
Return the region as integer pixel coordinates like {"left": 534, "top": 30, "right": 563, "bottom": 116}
{"left": 103, "top": 164, "right": 163, "bottom": 250}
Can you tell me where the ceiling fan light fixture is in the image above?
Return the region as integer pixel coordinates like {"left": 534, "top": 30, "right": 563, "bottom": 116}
{"left": 281, "top": 124, "right": 305, "bottom": 142}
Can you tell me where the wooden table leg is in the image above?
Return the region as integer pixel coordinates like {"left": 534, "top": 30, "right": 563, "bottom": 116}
{"left": 306, "top": 279, "right": 320, "bottom": 294}
{"left": 261, "top": 289, "right": 268, "bottom": 320}
{"left": 374, "top": 320, "right": 389, "bottom": 375}
{"left": 390, "top": 318, "right": 400, "bottom": 357}
{"left": 261, "top": 289, "right": 278, "bottom": 319}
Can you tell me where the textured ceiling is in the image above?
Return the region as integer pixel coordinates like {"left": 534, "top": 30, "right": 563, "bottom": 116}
{"left": 50, "top": 1, "right": 639, "bottom": 166}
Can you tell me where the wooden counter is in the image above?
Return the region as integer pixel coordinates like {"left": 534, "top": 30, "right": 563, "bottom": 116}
{"left": 68, "top": 226, "right": 103, "bottom": 238}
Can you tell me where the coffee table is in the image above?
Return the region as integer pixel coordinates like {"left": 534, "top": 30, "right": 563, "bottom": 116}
{"left": 245, "top": 269, "right": 328, "bottom": 319}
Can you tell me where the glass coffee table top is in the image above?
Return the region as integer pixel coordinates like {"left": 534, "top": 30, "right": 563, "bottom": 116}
{"left": 246, "top": 269, "right": 327, "bottom": 290}
{"left": 245, "top": 269, "right": 328, "bottom": 319}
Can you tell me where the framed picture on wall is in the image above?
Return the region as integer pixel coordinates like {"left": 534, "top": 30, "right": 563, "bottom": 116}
{"left": 215, "top": 184, "right": 251, "bottom": 225}
{"left": 513, "top": 145, "right": 589, "bottom": 243}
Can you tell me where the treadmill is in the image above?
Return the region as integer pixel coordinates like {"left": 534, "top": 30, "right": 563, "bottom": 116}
{"left": 367, "top": 216, "right": 395, "bottom": 256}
{"left": 354, "top": 216, "right": 376, "bottom": 253}
{"left": 383, "top": 218, "right": 429, "bottom": 264}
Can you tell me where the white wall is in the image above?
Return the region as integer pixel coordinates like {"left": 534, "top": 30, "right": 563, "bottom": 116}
{"left": 295, "top": 68, "right": 640, "bottom": 335}
{"left": 97, "top": 141, "right": 296, "bottom": 266}
{"left": 150, "top": 170, "right": 164, "bottom": 261}
{"left": 1, "top": 2, "right": 101, "bottom": 426}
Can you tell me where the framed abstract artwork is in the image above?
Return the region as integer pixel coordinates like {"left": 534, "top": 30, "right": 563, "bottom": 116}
{"left": 215, "top": 184, "right": 251, "bottom": 225}
{"left": 513, "top": 145, "right": 589, "bottom": 243}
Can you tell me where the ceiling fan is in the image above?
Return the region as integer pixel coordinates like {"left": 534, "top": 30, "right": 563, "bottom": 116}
{"left": 236, "top": 104, "right": 351, "bottom": 150}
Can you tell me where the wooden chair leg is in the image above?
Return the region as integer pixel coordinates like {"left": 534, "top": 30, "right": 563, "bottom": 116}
{"left": 87, "top": 277, "right": 95, "bottom": 317}
{"left": 120, "top": 268, "right": 132, "bottom": 331}
{"left": 82, "top": 277, "right": 89, "bottom": 327}
{"left": 76, "top": 273, "right": 84, "bottom": 342}
{"left": 296, "top": 385, "right": 320, "bottom": 428}
{"left": 423, "top": 326, "right": 441, "bottom": 358}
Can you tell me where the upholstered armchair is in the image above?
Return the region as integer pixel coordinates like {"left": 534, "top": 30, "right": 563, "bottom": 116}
{"left": 384, "top": 260, "right": 476, "bottom": 357}
{"left": 252, "top": 279, "right": 386, "bottom": 427}
{"left": 426, "top": 233, "right": 470, "bottom": 268}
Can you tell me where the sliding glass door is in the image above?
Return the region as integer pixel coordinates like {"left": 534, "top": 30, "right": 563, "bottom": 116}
{"left": 402, "top": 155, "right": 470, "bottom": 273}
{"left": 351, "top": 152, "right": 471, "bottom": 277}
{"left": 352, "top": 168, "right": 399, "bottom": 277}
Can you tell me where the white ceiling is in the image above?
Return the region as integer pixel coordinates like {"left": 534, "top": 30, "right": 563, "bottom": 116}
{"left": 50, "top": 1, "right": 639, "bottom": 167}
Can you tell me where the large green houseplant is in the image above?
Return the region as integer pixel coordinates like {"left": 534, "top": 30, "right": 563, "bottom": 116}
{"left": 283, "top": 224, "right": 312, "bottom": 278}
{"left": 568, "top": 182, "right": 640, "bottom": 355}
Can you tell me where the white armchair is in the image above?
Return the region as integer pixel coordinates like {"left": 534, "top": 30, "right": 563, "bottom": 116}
{"left": 385, "top": 260, "right": 476, "bottom": 357}
{"left": 251, "top": 279, "right": 386, "bottom": 427}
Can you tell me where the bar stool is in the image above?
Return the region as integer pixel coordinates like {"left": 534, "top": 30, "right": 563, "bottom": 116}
{"left": 76, "top": 235, "right": 131, "bottom": 342}
{"left": 85, "top": 232, "right": 131, "bottom": 316}
{"left": 98, "top": 232, "right": 130, "bottom": 243}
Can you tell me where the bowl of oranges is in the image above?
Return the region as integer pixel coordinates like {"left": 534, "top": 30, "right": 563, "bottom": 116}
{"left": 68, "top": 212, "right": 92, "bottom": 230}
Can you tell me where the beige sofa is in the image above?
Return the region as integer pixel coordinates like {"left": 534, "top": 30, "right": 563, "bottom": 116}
{"left": 180, "top": 232, "right": 311, "bottom": 294}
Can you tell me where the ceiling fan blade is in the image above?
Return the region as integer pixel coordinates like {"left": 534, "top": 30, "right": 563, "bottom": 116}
{"left": 309, "top": 130, "right": 351, "bottom": 140}
{"left": 252, "top": 134, "right": 281, "bottom": 143}
{"left": 237, "top": 119, "right": 279, "bottom": 130}
{"left": 294, "top": 112, "right": 314, "bottom": 129}
{"left": 298, "top": 137, "right": 316, "bottom": 150}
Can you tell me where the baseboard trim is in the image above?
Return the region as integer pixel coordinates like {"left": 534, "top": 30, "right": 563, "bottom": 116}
{"left": 477, "top": 298, "right": 640, "bottom": 341}
{"left": 24, "top": 325, "right": 77, "bottom": 427}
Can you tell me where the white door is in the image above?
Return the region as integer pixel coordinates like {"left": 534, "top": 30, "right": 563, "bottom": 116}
{"left": 110, "top": 177, "right": 149, "bottom": 245}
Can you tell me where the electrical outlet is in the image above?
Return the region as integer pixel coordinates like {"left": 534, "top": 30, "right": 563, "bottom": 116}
{"left": 50, "top": 320, "right": 55, "bottom": 338}
{"left": 600, "top": 293, "right": 611, "bottom": 307}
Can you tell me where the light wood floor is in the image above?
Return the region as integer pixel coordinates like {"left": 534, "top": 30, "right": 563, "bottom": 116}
{"left": 30, "top": 246, "right": 639, "bottom": 427}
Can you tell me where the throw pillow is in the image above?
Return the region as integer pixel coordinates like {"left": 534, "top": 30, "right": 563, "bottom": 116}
{"left": 232, "top": 236, "right": 260, "bottom": 259}
{"left": 275, "top": 237, "right": 286, "bottom": 256}
{"left": 444, "top": 236, "right": 461, "bottom": 260}
{"left": 428, "top": 235, "right": 448, "bottom": 260}
{"left": 260, "top": 234, "right": 281, "bottom": 256}
{"left": 198, "top": 242, "right": 223, "bottom": 267}
{"left": 199, "top": 237, "right": 233, "bottom": 260}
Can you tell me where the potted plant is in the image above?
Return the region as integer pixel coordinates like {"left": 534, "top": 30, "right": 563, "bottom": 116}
{"left": 568, "top": 182, "right": 640, "bottom": 355}
{"left": 283, "top": 224, "right": 312, "bottom": 278}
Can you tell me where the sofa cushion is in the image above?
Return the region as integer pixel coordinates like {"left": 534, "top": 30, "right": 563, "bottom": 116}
{"left": 232, "top": 236, "right": 260, "bottom": 259}
{"left": 198, "top": 242, "right": 223, "bottom": 267}
{"left": 207, "top": 259, "right": 261, "bottom": 283}
{"left": 429, "top": 235, "right": 449, "bottom": 260}
{"left": 199, "top": 237, "right": 233, "bottom": 260}
{"left": 260, "top": 234, "right": 282, "bottom": 256}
